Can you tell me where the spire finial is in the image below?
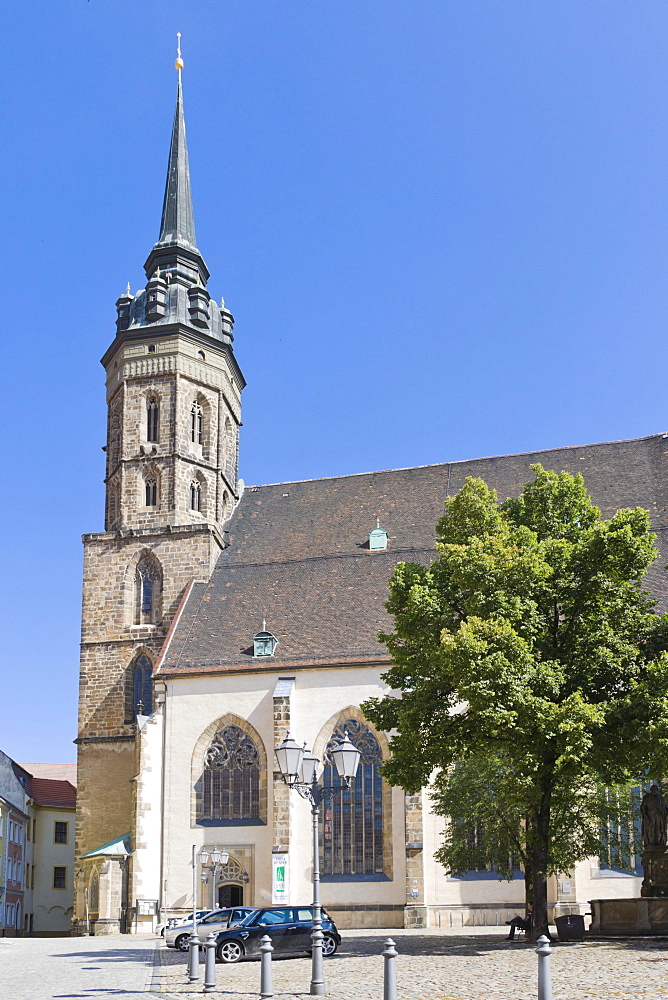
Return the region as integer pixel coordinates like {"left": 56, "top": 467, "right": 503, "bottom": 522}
{"left": 175, "top": 33, "right": 184, "bottom": 72}
{"left": 376, "top": 517, "right": 380, "bottom": 530}
{"left": 125, "top": 282, "right": 131, "bottom": 297}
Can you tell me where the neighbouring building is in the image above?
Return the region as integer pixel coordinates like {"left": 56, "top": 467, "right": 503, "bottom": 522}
{"left": 22, "top": 765, "right": 77, "bottom": 935}
{"left": 73, "top": 55, "right": 667, "bottom": 935}
{"left": 0, "top": 751, "right": 29, "bottom": 935}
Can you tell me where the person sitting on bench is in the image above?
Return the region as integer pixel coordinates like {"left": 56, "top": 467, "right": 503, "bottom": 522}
{"left": 506, "top": 902, "right": 532, "bottom": 940}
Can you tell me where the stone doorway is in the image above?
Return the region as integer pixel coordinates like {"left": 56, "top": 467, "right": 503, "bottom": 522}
{"left": 218, "top": 883, "right": 243, "bottom": 908}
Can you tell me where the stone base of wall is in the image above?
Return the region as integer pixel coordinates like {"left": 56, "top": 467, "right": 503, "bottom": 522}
{"left": 326, "top": 905, "right": 404, "bottom": 929}
{"left": 72, "top": 918, "right": 122, "bottom": 936}
{"left": 409, "top": 904, "right": 538, "bottom": 929}
{"left": 590, "top": 897, "right": 668, "bottom": 936}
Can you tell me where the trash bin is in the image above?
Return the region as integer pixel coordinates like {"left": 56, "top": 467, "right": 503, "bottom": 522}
{"left": 555, "top": 914, "right": 586, "bottom": 941}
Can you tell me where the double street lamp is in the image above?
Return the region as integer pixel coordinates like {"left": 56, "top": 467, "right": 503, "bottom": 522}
{"left": 275, "top": 730, "right": 361, "bottom": 997}
{"left": 199, "top": 846, "right": 230, "bottom": 911}
{"left": 188, "top": 845, "right": 230, "bottom": 983}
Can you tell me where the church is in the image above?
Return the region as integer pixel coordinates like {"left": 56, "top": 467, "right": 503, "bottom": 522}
{"left": 73, "top": 57, "right": 668, "bottom": 935}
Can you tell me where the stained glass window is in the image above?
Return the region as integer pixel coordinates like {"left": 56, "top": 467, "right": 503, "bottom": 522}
{"left": 199, "top": 725, "right": 261, "bottom": 823}
{"left": 322, "top": 719, "right": 384, "bottom": 878}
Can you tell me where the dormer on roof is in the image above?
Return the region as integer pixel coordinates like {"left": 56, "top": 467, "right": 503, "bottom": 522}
{"left": 253, "top": 621, "right": 278, "bottom": 658}
{"left": 369, "top": 518, "right": 388, "bottom": 551}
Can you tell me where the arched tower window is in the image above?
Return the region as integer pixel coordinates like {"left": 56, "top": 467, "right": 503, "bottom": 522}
{"left": 321, "top": 718, "right": 385, "bottom": 878}
{"left": 198, "top": 725, "right": 261, "bottom": 823}
{"left": 108, "top": 411, "right": 121, "bottom": 469}
{"left": 134, "top": 554, "right": 162, "bottom": 625}
{"left": 190, "top": 479, "right": 201, "bottom": 512}
{"left": 191, "top": 401, "right": 203, "bottom": 445}
{"left": 147, "top": 397, "right": 159, "bottom": 443}
{"left": 145, "top": 476, "right": 157, "bottom": 507}
{"left": 224, "top": 418, "right": 234, "bottom": 481}
{"left": 132, "top": 654, "right": 153, "bottom": 716}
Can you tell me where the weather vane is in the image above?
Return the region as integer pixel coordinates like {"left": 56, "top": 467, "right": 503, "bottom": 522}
{"left": 175, "top": 32, "right": 184, "bottom": 73}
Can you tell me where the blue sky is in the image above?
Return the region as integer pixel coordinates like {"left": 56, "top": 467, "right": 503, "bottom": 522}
{"left": 2, "top": 1, "right": 668, "bottom": 762}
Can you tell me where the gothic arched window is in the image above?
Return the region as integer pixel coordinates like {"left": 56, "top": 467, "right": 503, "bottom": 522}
{"left": 190, "top": 479, "right": 201, "bottom": 512}
{"left": 134, "top": 554, "right": 162, "bottom": 625}
{"left": 132, "top": 654, "right": 153, "bottom": 716}
{"left": 198, "top": 725, "right": 261, "bottom": 823}
{"left": 322, "top": 719, "right": 385, "bottom": 878}
{"left": 147, "top": 398, "right": 159, "bottom": 443}
{"left": 191, "top": 402, "right": 203, "bottom": 445}
{"left": 145, "top": 476, "right": 157, "bottom": 507}
{"left": 89, "top": 871, "right": 99, "bottom": 913}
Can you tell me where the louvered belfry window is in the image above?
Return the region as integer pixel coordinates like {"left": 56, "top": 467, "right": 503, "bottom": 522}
{"left": 322, "top": 719, "right": 384, "bottom": 877}
{"left": 199, "top": 725, "right": 261, "bottom": 822}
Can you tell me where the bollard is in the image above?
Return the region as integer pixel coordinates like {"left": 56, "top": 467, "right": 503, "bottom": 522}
{"left": 203, "top": 932, "right": 217, "bottom": 993}
{"left": 260, "top": 934, "right": 274, "bottom": 999}
{"left": 535, "top": 935, "right": 553, "bottom": 1000}
{"left": 187, "top": 931, "right": 200, "bottom": 983}
{"left": 382, "top": 937, "right": 398, "bottom": 1000}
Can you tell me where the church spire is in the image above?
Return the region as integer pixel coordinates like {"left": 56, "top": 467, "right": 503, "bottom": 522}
{"left": 158, "top": 35, "right": 196, "bottom": 248}
{"left": 144, "top": 35, "right": 209, "bottom": 284}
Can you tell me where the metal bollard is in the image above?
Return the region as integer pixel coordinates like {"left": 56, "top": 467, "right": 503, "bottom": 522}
{"left": 536, "top": 935, "right": 553, "bottom": 1000}
{"left": 203, "top": 932, "right": 217, "bottom": 993}
{"left": 382, "top": 937, "right": 397, "bottom": 1000}
{"left": 187, "top": 931, "right": 200, "bottom": 983}
{"left": 260, "top": 934, "right": 274, "bottom": 999}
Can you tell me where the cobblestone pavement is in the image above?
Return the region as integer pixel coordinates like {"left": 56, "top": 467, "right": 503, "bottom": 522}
{"left": 153, "top": 926, "right": 668, "bottom": 1000}
{"left": 0, "top": 933, "right": 157, "bottom": 1000}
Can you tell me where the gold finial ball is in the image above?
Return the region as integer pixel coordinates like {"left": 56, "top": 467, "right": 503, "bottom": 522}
{"left": 175, "top": 57, "right": 184, "bottom": 70}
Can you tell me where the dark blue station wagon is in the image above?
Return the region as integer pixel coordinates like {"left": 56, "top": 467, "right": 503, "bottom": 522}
{"left": 215, "top": 905, "right": 341, "bottom": 963}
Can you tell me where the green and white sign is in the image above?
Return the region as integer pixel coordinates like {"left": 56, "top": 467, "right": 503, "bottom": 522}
{"left": 272, "top": 854, "right": 288, "bottom": 904}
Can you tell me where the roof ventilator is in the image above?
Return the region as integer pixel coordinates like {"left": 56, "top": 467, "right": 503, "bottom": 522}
{"left": 369, "top": 518, "right": 388, "bottom": 551}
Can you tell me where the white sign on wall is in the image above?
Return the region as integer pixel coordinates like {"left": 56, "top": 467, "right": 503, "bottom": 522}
{"left": 272, "top": 854, "right": 288, "bottom": 904}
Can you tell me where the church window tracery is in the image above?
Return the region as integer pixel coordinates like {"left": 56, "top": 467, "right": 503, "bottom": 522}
{"left": 191, "top": 402, "right": 203, "bottom": 445}
{"left": 321, "top": 719, "right": 385, "bottom": 879}
{"left": 145, "top": 476, "right": 157, "bottom": 507}
{"left": 134, "top": 554, "right": 162, "bottom": 625}
{"left": 190, "top": 479, "right": 201, "bottom": 512}
{"left": 147, "top": 398, "right": 159, "bottom": 443}
{"left": 198, "top": 725, "right": 261, "bottom": 823}
{"left": 132, "top": 654, "right": 153, "bottom": 716}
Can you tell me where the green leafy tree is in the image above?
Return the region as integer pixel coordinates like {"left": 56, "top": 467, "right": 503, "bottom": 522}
{"left": 362, "top": 465, "right": 668, "bottom": 939}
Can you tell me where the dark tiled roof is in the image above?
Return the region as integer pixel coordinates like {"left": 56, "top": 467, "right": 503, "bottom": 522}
{"left": 27, "top": 777, "right": 76, "bottom": 809}
{"left": 157, "top": 433, "right": 668, "bottom": 675}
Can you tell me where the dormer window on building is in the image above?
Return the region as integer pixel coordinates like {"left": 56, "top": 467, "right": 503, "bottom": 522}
{"left": 147, "top": 398, "right": 159, "bottom": 442}
{"left": 253, "top": 622, "right": 278, "bottom": 658}
{"left": 369, "top": 518, "right": 388, "bottom": 551}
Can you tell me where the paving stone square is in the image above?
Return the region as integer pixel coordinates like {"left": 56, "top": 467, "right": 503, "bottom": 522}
{"left": 152, "top": 926, "right": 668, "bottom": 1000}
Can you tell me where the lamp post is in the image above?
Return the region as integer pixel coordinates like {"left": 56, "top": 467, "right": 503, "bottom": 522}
{"left": 275, "top": 730, "right": 361, "bottom": 997}
{"left": 199, "top": 846, "right": 230, "bottom": 910}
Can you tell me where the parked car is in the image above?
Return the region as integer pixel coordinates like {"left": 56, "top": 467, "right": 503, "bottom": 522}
{"left": 166, "top": 906, "right": 256, "bottom": 951}
{"left": 158, "top": 909, "right": 211, "bottom": 937}
{"left": 214, "top": 905, "right": 341, "bottom": 964}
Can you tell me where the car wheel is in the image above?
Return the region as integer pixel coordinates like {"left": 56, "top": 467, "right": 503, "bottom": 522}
{"left": 217, "top": 940, "right": 244, "bottom": 964}
{"left": 175, "top": 934, "right": 191, "bottom": 952}
{"left": 322, "top": 934, "right": 338, "bottom": 957}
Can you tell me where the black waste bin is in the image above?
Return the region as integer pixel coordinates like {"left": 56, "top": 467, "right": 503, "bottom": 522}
{"left": 555, "top": 914, "right": 586, "bottom": 941}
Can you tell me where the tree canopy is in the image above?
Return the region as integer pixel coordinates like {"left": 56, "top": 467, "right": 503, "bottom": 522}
{"left": 362, "top": 465, "right": 668, "bottom": 938}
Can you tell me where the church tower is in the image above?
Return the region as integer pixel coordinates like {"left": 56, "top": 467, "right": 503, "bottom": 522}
{"left": 74, "top": 48, "right": 244, "bottom": 931}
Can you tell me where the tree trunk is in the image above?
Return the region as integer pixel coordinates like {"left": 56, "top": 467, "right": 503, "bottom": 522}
{"left": 530, "top": 792, "right": 552, "bottom": 941}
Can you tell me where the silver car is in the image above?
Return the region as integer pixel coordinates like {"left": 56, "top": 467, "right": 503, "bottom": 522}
{"left": 166, "top": 907, "right": 256, "bottom": 950}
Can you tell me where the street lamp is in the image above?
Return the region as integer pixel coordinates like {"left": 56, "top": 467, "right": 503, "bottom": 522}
{"left": 275, "top": 730, "right": 361, "bottom": 997}
{"left": 188, "top": 845, "right": 230, "bottom": 983}
{"left": 199, "top": 846, "right": 230, "bottom": 909}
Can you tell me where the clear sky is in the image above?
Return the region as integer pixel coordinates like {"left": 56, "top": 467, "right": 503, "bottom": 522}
{"left": 2, "top": 1, "right": 668, "bottom": 763}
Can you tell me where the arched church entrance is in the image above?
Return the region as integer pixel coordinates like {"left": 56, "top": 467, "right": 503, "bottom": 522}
{"left": 218, "top": 883, "right": 244, "bottom": 908}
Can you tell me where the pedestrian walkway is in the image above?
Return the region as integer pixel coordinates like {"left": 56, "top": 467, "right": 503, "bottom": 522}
{"left": 0, "top": 933, "right": 157, "bottom": 1000}
{"left": 152, "top": 925, "right": 668, "bottom": 999}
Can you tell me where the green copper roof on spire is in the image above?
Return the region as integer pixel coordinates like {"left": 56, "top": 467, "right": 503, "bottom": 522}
{"left": 157, "top": 50, "right": 197, "bottom": 249}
